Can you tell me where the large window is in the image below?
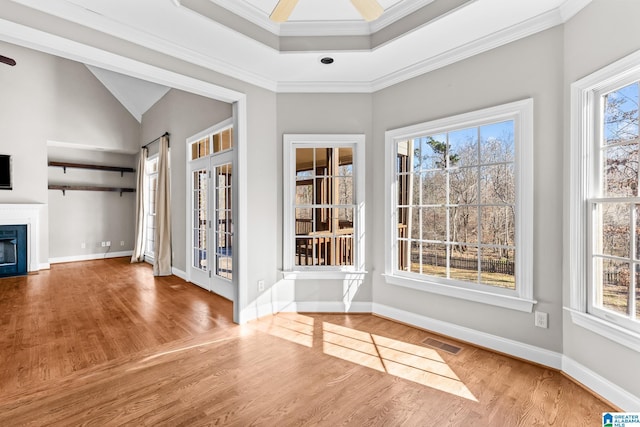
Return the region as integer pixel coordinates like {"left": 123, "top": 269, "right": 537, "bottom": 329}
{"left": 283, "top": 134, "right": 365, "bottom": 276}
{"left": 385, "top": 100, "right": 534, "bottom": 312}
{"left": 570, "top": 51, "right": 640, "bottom": 348}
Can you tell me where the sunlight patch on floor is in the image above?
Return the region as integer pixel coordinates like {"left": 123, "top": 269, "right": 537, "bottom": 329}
{"left": 322, "top": 322, "right": 477, "bottom": 401}
{"left": 257, "top": 313, "right": 314, "bottom": 348}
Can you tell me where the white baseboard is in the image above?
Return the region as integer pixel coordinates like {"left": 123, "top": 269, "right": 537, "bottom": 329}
{"left": 372, "top": 303, "right": 563, "bottom": 369}
{"left": 280, "top": 301, "right": 372, "bottom": 314}
{"left": 49, "top": 250, "right": 133, "bottom": 264}
{"left": 171, "top": 267, "right": 187, "bottom": 281}
{"left": 38, "top": 263, "right": 51, "bottom": 270}
{"left": 562, "top": 357, "right": 640, "bottom": 411}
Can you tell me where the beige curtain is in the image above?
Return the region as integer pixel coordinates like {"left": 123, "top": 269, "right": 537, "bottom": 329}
{"left": 153, "top": 136, "right": 172, "bottom": 276}
{"left": 131, "top": 147, "right": 148, "bottom": 263}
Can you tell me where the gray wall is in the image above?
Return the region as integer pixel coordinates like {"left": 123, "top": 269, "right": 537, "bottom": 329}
{"left": 140, "top": 88, "right": 233, "bottom": 273}
{"left": 372, "top": 26, "right": 565, "bottom": 351}
{"left": 0, "top": 41, "right": 140, "bottom": 265}
{"left": 562, "top": 0, "right": 640, "bottom": 398}
{"left": 48, "top": 148, "right": 136, "bottom": 259}
{"left": 276, "top": 93, "right": 374, "bottom": 305}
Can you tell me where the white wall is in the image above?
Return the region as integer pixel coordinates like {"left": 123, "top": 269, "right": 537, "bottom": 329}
{"left": 562, "top": 0, "right": 640, "bottom": 399}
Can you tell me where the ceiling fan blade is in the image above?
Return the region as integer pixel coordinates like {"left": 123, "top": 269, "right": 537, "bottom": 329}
{"left": 351, "top": 0, "right": 384, "bottom": 22}
{"left": 270, "top": 0, "right": 299, "bottom": 23}
{"left": 0, "top": 55, "right": 16, "bottom": 66}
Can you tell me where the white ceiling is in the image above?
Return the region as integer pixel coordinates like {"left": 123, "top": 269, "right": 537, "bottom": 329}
{"left": 86, "top": 65, "right": 170, "bottom": 122}
{"left": 5, "top": 0, "right": 592, "bottom": 94}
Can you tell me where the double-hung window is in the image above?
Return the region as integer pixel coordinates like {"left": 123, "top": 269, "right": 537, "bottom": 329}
{"left": 385, "top": 100, "right": 534, "bottom": 311}
{"left": 283, "top": 134, "right": 365, "bottom": 277}
{"left": 570, "top": 50, "right": 640, "bottom": 349}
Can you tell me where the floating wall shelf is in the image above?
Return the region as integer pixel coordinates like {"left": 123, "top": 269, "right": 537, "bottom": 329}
{"left": 48, "top": 185, "right": 135, "bottom": 196}
{"left": 48, "top": 161, "right": 136, "bottom": 196}
{"left": 48, "top": 161, "right": 135, "bottom": 177}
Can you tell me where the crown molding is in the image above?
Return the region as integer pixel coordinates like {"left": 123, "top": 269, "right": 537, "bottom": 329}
{"left": 9, "top": 0, "right": 279, "bottom": 92}
{"left": 370, "top": 6, "right": 566, "bottom": 92}
{"left": 559, "top": 0, "right": 592, "bottom": 21}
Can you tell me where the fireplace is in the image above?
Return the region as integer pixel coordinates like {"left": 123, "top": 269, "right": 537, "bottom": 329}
{"left": 0, "top": 225, "right": 27, "bottom": 277}
{"left": 0, "top": 204, "right": 43, "bottom": 273}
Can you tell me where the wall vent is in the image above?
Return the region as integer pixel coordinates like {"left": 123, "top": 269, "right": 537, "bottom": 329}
{"left": 422, "top": 337, "right": 462, "bottom": 355}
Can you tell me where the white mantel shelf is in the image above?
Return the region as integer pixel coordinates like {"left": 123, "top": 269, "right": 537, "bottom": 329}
{"left": 0, "top": 204, "right": 45, "bottom": 272}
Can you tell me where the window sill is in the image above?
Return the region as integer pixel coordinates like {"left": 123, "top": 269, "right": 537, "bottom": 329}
{"left": 281, "top": 270, "right": 367, "bottom": 280}
{"left": 565, "top": 308, "right": 640, "bottom": 353}
{"left": 383, "top": 273, "right": 536, "bottom": 313}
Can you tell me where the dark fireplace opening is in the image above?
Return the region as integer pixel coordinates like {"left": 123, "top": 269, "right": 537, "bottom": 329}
{"left": 0, "top": 225, "right": 27, "bottom": 278}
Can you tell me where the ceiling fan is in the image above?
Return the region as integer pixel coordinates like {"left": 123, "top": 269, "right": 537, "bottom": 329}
{"left": 0, "top": 55, "right": 16, "bottom": 66}
{"left": 270, "top": 0, "right": 384, "bottom": 23}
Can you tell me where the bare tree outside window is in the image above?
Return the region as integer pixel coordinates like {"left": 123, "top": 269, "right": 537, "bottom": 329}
{"left": 396, "top": 121, "right": 516, "bottom": 289}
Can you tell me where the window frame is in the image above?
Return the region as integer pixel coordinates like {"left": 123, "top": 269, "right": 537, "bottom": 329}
{"left": 384, "top": 99, "right": 535, "bottom": 312}
{"left": 282, "top": 134, "right": 366, "bottom": 279}
{"left": 569, "top": 50, "right": 640, "bottom": 351}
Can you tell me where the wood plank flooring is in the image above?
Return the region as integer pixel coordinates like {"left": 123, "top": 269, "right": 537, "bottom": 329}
{"left": 0, "top": 258, "right": 613, "bottom": 426}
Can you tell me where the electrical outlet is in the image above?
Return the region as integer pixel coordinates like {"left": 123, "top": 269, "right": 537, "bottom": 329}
{"left": 81, "top": 242, "right": 86, "bottom": 249}
{"left": 101, "top": 241, "right": 106, "bottom": 247}
{"left": 120, "top": 241, "right": 125, "bottom": 246}
{"left": 258, "top": 280, "right": 265, "bottom": 292}
{"left": 106, "top": 241, "right": 111, "bottom": 247}
{"left": 535, "top": 311, "right": 548, "bottom": 328}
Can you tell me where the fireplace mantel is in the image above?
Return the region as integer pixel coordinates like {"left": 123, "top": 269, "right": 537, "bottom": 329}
{"left": 0, "top": 204, "right": 44, "bottom": 272}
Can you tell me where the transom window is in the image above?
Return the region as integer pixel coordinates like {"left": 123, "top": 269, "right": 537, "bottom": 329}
{"left": 385, "top": 100, "right": 534, "bottom": 312}
{"left": 283, "top": 134, "right": 365, "bottom": 275}
{"left": 190, "top": 127, "right": 233, "bottom": 160}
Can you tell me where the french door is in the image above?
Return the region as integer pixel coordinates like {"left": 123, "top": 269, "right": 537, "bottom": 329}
{"left": 189, "top": 150, "right": 234, "bottom": 300}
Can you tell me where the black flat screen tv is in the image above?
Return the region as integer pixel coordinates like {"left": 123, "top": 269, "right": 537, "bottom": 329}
{"left": 0, "top": 155, "right": 11, "bottom": 190}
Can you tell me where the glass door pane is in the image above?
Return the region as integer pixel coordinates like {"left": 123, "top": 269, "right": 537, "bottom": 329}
{"left": 214, "top": 163, "right": 232, "bottom": 280}
{"left": 192, "top": 169, "right": 208, "bottom": 271}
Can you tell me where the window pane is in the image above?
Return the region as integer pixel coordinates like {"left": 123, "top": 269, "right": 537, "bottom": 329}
{"left": 450, "top": 205, "right": 478, "bottom": 244}
{"left": 450, "top": 168, "right": 478, "bottom": 206}
{"left": 480, "top": 248, "right": 515, "bottom": 289}
{"left": 604, "top": 82, "right": 639, "bottom": 145}
{"left": 315, "top": 148, "right": 328, "bottom": 171}
{"left": 419, "top": 135, "right": 447, "bottom": 170}
{"left": 596, "top": 203, "right": 630, "bottom": 258}
{"left": 421, "top": 243, "right": 447, "bottom": 278}
{"left": 602, "top": 144, "right": 638, "bottom": 197}
{"left": 449, "top": 127, "right": 477, "bottom": 167}
{"left": 337, "top": 147, "right": 353, "bottom": 174}
{"left": 421, "top": 207, "right": 446, "bottom": 241}
{"left": 422, "top": 171, "right": 446, "bottom": 205}
{"left": 296, "top": 148, "right": 315, "bottom": 176}
{"left": 335, "top": 177, "right": 353, "bottom": 204}
{"left": 480, "top": 206, "right": 515, "bottom": 247}
{"left": 450, "top": 245, "right": 479, "bottom": 283}
{"left": 296, "top": 182, "right": 313, "bottom": 205}
{"left": 336, "top": 208, "right": 353, "bottom": 228}
{"left": 409, "top": 241, "right": 421, "bottom": 273}
{"left": 410, "top": 207, "right": 420, "bottom": 240}
{"left": 480, "top": 164, "right": 515, "bottom": 205}
{"left": 480, "top": 121, "right": 514, "bottom": 164}
{"left": 597, "top": 257, "right": 629, "bottom": 315}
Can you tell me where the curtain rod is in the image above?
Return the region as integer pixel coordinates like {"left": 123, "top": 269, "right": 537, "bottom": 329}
{"left": 142, "top": 132, "right": 170, "bottom": 149}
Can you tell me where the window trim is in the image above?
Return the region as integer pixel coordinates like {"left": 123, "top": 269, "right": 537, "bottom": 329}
{"left": 282, "top": 134, "right": 366, "bottom": 278}
{"left": 384, "top": 99, "right": 535, "bottom": 312}
{"left": 569, "top": 49, "right": 640, "bottom": 350}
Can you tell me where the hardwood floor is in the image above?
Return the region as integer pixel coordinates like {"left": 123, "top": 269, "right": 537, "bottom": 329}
{"left": 0, "top": 258, "right": 612, "bottom": 426}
